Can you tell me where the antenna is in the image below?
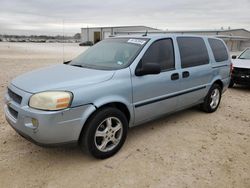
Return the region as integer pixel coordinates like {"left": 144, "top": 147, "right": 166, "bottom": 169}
{"left": 62, "top": 19, "right": 65, "bottom": 63}
{"left": 142, "top": 30, "right": 148, "bottom": 37}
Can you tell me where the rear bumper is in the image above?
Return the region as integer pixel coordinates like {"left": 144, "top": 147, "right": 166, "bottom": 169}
{"left": 222, "top": 77, "right": 231, "bottom": 93}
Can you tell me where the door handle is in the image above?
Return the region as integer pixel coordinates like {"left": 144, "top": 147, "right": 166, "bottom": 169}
{"left": 182, "top": 71, "right": 190, "bottom": 78}
{"left": 171, "top": 73, "right": 179, "bottom": 80}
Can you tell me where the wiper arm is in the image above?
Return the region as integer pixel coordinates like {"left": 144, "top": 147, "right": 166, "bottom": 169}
{"left": 63, "top": 60, "right": 71, "bottom": 64}
{"left": 69, "top": 63, "right": 93, "bottom": 69}
{"left": 70, "top": 64, "right": 83, "bottom": 67}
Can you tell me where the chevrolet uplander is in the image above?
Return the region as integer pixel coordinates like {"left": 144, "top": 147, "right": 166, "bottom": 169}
{"left": 4, "top": 35, "right": 231, "bottom": 159}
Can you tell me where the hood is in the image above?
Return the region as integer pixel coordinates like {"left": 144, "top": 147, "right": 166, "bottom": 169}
{"left": 232, "top": 59, "right": 250, "bottom": 69}
{"left": 12, "top": 64, "right": 115, "bottom": 93}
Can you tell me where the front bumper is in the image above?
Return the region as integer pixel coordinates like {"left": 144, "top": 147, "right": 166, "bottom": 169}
{"left": 232, "top": 68, "right": 250, "bottom": 85}
{"left": 4, "top": 84, "right": 96, "bottom": 146}
{"left": 232, "top": 75, "right": 250, "bottom": 85}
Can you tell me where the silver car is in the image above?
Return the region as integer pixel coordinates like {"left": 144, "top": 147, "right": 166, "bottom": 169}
{"left": 4, "top": 35, "right": 231, "bottom": 158}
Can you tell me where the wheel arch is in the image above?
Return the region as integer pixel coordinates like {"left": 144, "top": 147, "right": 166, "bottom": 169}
{"left": 78, "top": 99, "right": 133, "bottom": 142}
{"left": 213, "top": 79, "right": 223, "bottom": 89}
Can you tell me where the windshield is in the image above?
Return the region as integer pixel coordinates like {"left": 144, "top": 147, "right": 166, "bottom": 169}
{"left": 70, "top": 38, "right": 148, "bottom": 70}
{"left": 238, "top": 49, "right": 250, "bottom": 60}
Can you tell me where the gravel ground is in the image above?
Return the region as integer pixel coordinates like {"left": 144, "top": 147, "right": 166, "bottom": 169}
{"left": 0, "top": 42, "right": 249, "bottom": 188}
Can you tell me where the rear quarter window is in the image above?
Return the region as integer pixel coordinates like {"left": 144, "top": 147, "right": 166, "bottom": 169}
{"left": 177, "top": 37, "right": 209, "bottom": 68}
{"left": 208, "top": 38, "right": 228, "bottom": 62}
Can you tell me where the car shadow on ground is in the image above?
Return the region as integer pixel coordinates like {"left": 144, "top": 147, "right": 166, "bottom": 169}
{"left": 230, "top": 85, "right": 250, "bottom": 91}
{"left": 14, "top": 106, "right": 202, "bottom": 162}
{"left": 127, "top": 106, "right": 203, "bottom": 138}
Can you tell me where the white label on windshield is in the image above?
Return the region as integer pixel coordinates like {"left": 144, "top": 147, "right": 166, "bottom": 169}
{"left": 117, "top": 61, "right": 123, "bottom": 65}
{"left": 127, "top": 39, "right": 146, "bottom": 45}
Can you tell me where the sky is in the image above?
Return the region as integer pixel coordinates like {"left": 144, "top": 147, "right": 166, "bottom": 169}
{"left": 0, "top": 0, "right": 250, "bottom": 36}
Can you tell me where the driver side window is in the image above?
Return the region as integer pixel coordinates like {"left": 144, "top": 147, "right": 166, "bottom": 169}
{"left": 141, "top": 39, "right": 175, "bottom": 71}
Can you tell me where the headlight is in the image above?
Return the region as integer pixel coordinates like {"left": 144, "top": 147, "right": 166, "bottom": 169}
{"left": 29, "top": 91, "right": 73, "bottom": 111}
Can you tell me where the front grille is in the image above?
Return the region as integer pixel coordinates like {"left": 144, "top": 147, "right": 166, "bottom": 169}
{"left": 8, "top": 106, "right": 18, "bottom": 119}
{"left": 233, "top": 67, "right": 250, "bottom": 75}
{"left": 8, "top": 88, "right": 22, "bottom": 104}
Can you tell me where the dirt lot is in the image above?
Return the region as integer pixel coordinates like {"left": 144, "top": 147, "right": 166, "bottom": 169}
{"left": 0, "top": 42, "right": 249, "bottom": 188}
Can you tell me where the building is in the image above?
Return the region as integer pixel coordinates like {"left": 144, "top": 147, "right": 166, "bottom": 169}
{"left": 80, "top": 26, "right": 159, "bottom": 44}
{"left": 158, "top": 28, "right": 250, "bottom": 52}
{"left": 81, "top": 26, "right": 250, "bottom": 51}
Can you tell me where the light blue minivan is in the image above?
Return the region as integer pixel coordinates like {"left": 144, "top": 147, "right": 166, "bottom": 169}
{"left": 4, "top": 34, "right": 231, "bottom": 158}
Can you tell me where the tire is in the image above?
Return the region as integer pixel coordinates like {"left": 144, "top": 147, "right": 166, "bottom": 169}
{"left": 201, "top": 84, "right": 222, "bottom": 113}
{"left": 79, "top": 107, "right": 128, "bottom": 159}
{"left": 228, "top": 79, "right": 234, "bottom": 88}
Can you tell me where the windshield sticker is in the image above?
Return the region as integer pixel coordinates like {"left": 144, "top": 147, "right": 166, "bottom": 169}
{"left": 117, "top": 61, "right": 123, "bottom": 65}
{"left": 127, "top": 39, "right": 146, "bottom": 45}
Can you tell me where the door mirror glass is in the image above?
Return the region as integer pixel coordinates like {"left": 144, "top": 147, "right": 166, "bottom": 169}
{"left": 135, "top": 63, "right": 161, "bottom": 76}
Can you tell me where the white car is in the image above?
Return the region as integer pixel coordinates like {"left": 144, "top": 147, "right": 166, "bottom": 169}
{"left": 230, "top": 48, "right": 250, "bottom": 87}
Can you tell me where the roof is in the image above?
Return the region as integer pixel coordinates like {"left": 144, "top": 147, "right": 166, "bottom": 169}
{"left": 116, "top": 28, "right": 250, "bottom": 34}
{"left": 162, "top": 28, "right": 250, "bottom": 33}
{"left": 115, "top": 29, "right": 250, "bottom": 41}
{"left": 111, "top": 33, "right": 224, "bottom": 40}
{"left": 216, "top": 35, "right": 250, "bottom": 41}
{"left": 81, "top": 25, "right": 159, "bottom": 30}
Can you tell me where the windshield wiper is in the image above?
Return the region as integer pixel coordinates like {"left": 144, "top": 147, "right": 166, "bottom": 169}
{"left": 70, "top": 64, "right": 84, "bottom": 67}
{"left": 63, "top": 60, "right": 71, "bottom": 64}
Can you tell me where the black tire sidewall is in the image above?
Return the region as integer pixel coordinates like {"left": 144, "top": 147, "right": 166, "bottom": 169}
{"left": 203, "top": 84, "right": 222, "bottom": 113}
{"left": 81, "top": 107, "right": 128, "bottom": 159}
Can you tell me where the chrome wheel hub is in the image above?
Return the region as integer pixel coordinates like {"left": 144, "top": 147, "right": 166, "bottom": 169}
{"left": 210, "top": 88, "right": 220, "bottom": 109}
{"left": 94, "top": 117, "right": 123, "bottom": 152}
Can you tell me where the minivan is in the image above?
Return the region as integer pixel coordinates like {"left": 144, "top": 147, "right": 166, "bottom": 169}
{"left": 4, "top": 34, "right": 231, "bottom": 159}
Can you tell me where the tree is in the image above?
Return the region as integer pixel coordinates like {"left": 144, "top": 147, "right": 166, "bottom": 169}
{"left": 74, "top": 33, "right": 81, "bottom": 39}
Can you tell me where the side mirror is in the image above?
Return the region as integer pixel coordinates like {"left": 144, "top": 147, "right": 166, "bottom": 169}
{"left": 232, "top": 55, "right": 237, "bottom": 59}
{"left": 135, "top": 63, "right": 161, "bottom": 76}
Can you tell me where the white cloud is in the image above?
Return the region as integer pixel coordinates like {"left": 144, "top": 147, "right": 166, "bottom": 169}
{"left": 0, "top": 0, "right": 250, "bottom": 35}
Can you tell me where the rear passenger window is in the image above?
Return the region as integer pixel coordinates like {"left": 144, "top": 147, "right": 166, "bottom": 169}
{"left": 177, "top": 37, "right": 209, "bottom": 68}
{"left": 141, "top": 39, "right": 175, "bottom": 71}
{"left": 208, "top": 38, "right": 228, "bottom": 62}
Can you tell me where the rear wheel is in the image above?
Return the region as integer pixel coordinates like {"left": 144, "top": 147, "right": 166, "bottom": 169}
{"left": 201, "top": 84, "right": 222, "bottom": 113}
{"left": 79, "top": 107, "right": 128, "bottom": 159}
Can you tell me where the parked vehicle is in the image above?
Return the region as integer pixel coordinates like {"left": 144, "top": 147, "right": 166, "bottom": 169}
{"left": 230, "top": 48, "right": 250, "bottom": 87}
{"left": 79, "top": 41, "right": 93, "bottom": 46}
{"left": 4, "top": 35, "right": 231, "bottom": 159}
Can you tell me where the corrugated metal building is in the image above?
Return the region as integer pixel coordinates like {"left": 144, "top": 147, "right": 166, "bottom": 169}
{"left": 81, "top": 26, "right": 250, "bottom": 51}
{"left": 158, "top": 29, "right": 250, "bottom": 52}
{"left": 80, "top": 26, "right": 159, "bottom": 44}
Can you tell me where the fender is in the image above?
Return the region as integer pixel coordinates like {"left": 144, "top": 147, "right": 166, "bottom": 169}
{"left": 92, "top": 95, "right": 135, "bottom": 127}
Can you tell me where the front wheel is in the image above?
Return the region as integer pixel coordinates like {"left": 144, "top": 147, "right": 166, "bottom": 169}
{"left": 201, "top": 84, "right": 222, "bottom": 113}
{"left": 79, "top": 107, "right": 128, "bottom": 159}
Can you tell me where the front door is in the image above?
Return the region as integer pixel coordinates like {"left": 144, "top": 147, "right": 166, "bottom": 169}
{"left": 132, "top": 38, "right": 182, "bottom": 125}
